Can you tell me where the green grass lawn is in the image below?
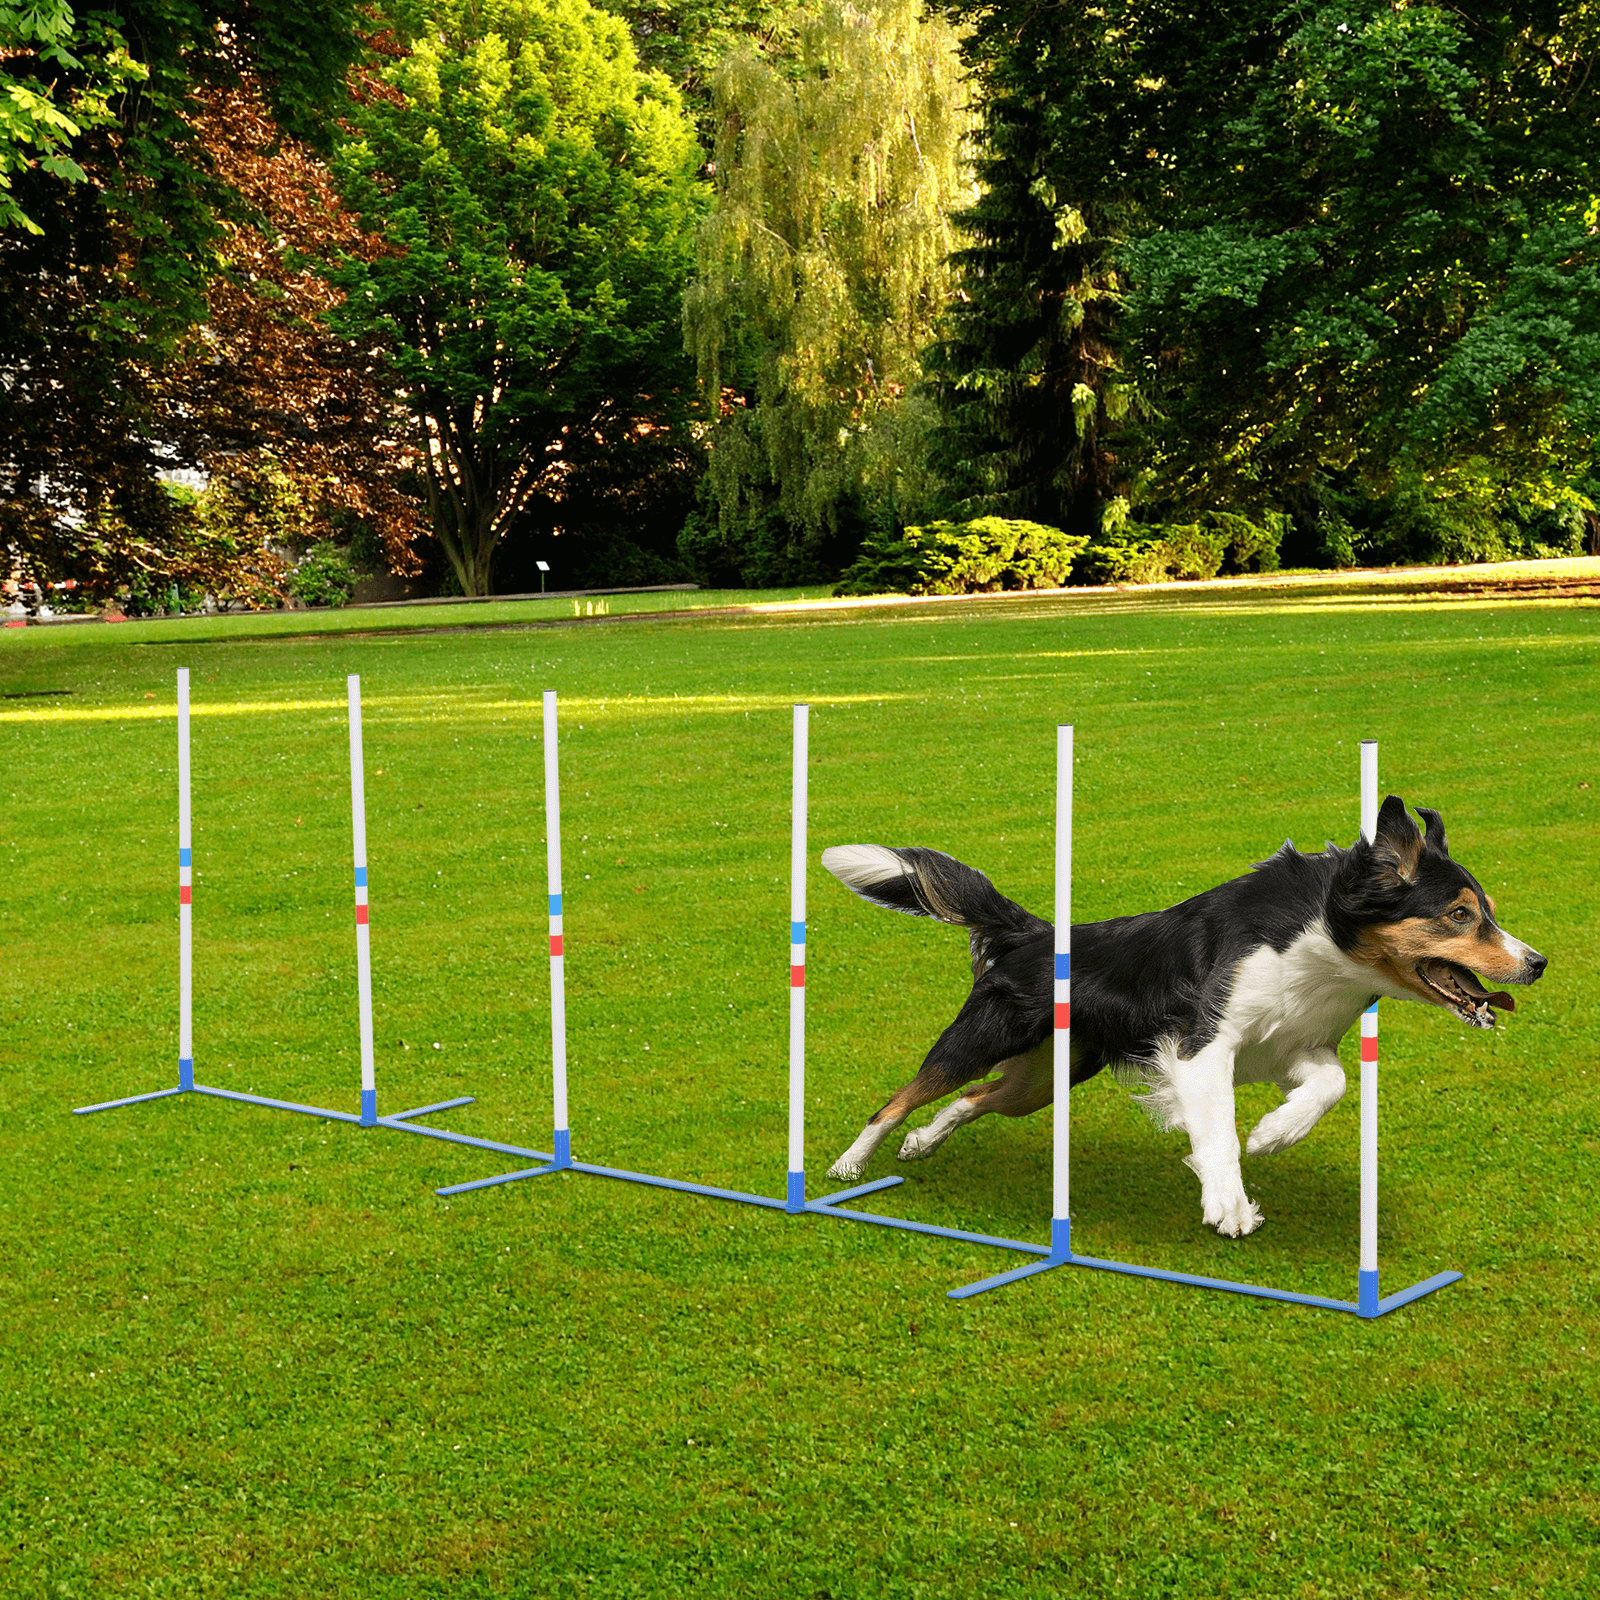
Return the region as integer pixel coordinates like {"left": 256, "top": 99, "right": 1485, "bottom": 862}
{"left": 3, "top": 580, "right": 1596, "bottom": 1597}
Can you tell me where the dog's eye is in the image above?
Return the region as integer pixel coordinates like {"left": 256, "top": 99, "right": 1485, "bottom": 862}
{"left": 1450, "top": 906, "right": 1473, "bottom": 924}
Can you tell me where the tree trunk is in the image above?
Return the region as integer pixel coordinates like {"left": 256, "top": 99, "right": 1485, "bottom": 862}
{"left": 422, "top": 401, "right": 501, "bottom": 595}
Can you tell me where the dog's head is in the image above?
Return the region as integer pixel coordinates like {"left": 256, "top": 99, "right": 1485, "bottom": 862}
{"left": 1332, "top": 796, "right": 1547, "bottom": 1028}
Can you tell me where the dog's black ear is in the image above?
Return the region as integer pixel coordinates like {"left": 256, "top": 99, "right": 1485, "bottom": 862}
{"left": 1414, "top": 806, "right": 1449, "bottom": 856}
{"left": 1370, "top": 794, "right": 1422, "bottom": 883}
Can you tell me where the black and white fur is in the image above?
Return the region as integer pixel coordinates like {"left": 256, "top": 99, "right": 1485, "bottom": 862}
{"left": 822, "top": 798, "right": 1546, "bottom": 1236}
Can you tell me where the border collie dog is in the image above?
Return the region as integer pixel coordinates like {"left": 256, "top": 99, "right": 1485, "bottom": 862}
{"left": 821, "top": 798, "right": 1546, "bottom": 1236}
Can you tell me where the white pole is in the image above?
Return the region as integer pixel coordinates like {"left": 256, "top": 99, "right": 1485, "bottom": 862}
{"left": 1053, "top": 724, "right": 1073, "bottom": 1258}
{"left": 544, "top": 691, "right": 570, "bottom": 1165}
{"left": 349, "top": 676, "right": 377, "bottom": 1125}
{"left": 787, "top": 705, "right": 808, "bottom": 1210}
{"left": 178, "top": 669, "right": 193, "bottom": 1091}
{"left": 1359, "top": 739, "right": 1379, "bottom": 1313}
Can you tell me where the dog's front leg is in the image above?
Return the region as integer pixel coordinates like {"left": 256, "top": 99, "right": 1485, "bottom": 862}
{"left": 1245, "top": 1048, "right": 1346, "bottom": 1155}
{"left": 1165, "top": 1039, "right": 1262, "bottom": 1237}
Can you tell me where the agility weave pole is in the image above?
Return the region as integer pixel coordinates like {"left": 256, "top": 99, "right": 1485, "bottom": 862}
{"left": 73, "top": 671, "right": 572, "bottom": 1175}
{"left": 946, "top": 733, "right": 1465, "bottom": 1314}
{"left": 445, "top": 698, "right": 1461, "bottom": 1317}
{"left": 438, "top": 699, "right": 908, "bottom": 1214}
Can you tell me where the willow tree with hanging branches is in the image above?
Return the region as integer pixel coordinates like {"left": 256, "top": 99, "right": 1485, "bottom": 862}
{"left": 681, "top": 0, "right": 973, "bottom": 584}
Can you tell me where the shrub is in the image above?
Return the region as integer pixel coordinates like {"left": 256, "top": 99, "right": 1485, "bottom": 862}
{"left": 834, "top": 517, "right": 1091, "bottom": 596}
{"left": 1083, "top": 511, "right": 1285, "bottom": 585}
{"left": 288, "top": 543, "right": 355, "bottom": 608}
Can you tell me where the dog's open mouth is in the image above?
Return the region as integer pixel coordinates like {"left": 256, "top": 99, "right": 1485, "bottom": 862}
{"left": 1416, "top": 958, "right": 1514, "bottom": 1029}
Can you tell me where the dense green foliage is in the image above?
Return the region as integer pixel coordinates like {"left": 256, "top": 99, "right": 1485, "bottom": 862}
{"left": 9, "top": 1, "right": 1600, "bottom": 600}
{"left": 330, "top": 0, "right": 704, "bottom": 596}
{"left": 0, "top": 1, "right": 377, "bottom": 596}
{"left": 3, "top": 585, "right": 1596, "bottom": 1594}
{"left": 1084, "top": 511, "right": 1286, "bottom": 586}
{"left": 834, "top": 516, "right": 1090, "bottom": 596}
{"left": 682, "top": 0, "right": 971, "bottom": 585}
{"left": 932, "top": 1, "right": 1600, "bottom": 564}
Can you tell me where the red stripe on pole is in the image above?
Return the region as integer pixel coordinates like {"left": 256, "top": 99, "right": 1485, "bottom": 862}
{"left": 1054, "top": 1001, "right": 1070, "bottom": 1030}
{"left": 355, "top": 904, "right": 368, "bottom": 925}
{"left": 179, "top": 886, "right": 191, "bottom": 904}
{"left": 550, "top": 934, "right": 563, "bottom": 957}
{"left": 1360, "top": 1034, "right": 1377, "bottom": 1062}
{"left": 790, "top": 964, "right": 804, "bottom": 988}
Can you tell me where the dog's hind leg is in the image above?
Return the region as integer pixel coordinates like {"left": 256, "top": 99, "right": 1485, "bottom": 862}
{"left": 828, "top": 965, "right": 1050, "bottom": 1181}
{"left": 1245, "top": 1049, "right": 1346, "bottom": 1155}
{"left": 897, "top": 1038, "right": 1054, "bottom": 1162}
{"left": 826, "top": 1054, "right": 975, "bottom": 1181}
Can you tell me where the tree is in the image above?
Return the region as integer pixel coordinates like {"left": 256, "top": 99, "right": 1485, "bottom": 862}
{"left": 682, "top": 0, "right": 972, "bottom": 584}
{"left": 590, "top": 0, "right": 801, "bottom": 145}
{"left": 922, "top": 85, "right": 1131, "bottom": 538}
{"left": 182, "top": 72, "right": 427, "bottom": 577}
{"left": 933, "top": 2, "right": 1600, "bottom": 557}
{"left": 1, "top": 1, "right": 372, "bottom": 594}
{"left": 1117, "top": 4, "right": 1600, "bottom": 535}
{"left": 329, "top": 0, "right": 704, "bottom": 595}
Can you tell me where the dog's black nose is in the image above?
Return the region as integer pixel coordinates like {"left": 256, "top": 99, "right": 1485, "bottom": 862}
{"left": 1525, "top": 949, "right": 1548, "bottom": 980}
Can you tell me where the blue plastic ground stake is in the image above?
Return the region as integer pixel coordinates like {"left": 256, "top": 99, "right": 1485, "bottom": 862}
{"left": 436, "top": 1163, "right": 563, "bottom": 1196}
{"left": 570, "top": 1160, "right": 791, "bottom": 1211}
{"left": 811, "top": 1175, "right": 905, "bottom": 1207}
{"left": 74, "top": 1085, "right": 189, "bottom": 1115}
{"left": 805, "top": 1200, "right": 1051, "bottom": 1259}
{"left": 386, "top": 1098, "right": 478, "bottom": 1123}
{"left": 189, "top": 1084, "right": 365, "bottom": 1124}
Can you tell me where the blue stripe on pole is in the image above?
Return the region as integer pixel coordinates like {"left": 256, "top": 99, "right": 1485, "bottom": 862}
{"left": 549, "top": 893, "right": 562, "bottom": 915}
{"left": 179, "top": 847, "right": 192, "bottom": 866}
{"left": 1055, "top": 952, "right": 1071, "bottom": 980}
{"left": 1365, "top": 1000, "right": 1379, "bottom": 1015}
{"left": 354, "top": 866, "right": 367, "bottom": 887}
{"left": 791, "top": 920, "right": 805, "bottom": 944}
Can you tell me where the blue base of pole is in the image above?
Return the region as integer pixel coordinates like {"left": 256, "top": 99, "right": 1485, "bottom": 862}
{"left": 786, "top": 1169, "right": 806, "bottom": 1213}
{"left": 553, "top": 1128, "right": 572, "bottom": 1169}
{"left": 360, "top": 1088, "right": 377, "bottom": 1127}
{"left": 1358, "top": 1267, "right": 1381, "bottom": 1318}
{"left": 179, "top": 1058, "right": 194, "bottom": 1091}
{"left": 569, "top": 1160, "right": 789, "bottom": 1210}
{"left": 74, "top": 1084, "right": 190, "bottom": 1114}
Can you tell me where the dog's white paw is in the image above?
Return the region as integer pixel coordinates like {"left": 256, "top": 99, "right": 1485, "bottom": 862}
{"left": 1203, "top": 1188, "right": 1264, "bottom": 1237}
{"left": 1246, "top": 1105, "right": 1314, "bottom": 1156}
{"left": 827, "top": 1157, "right": 865, "bottom": 1182}
{"left": 896, "top": 1128, "right": 936, "bottom": 1162}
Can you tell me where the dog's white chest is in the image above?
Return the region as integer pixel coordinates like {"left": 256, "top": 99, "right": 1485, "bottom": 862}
{"left": 1224, "top": 924, "right": 1375, "bottom": 1081}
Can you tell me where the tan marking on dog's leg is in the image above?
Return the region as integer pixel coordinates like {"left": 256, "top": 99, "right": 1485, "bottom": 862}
{"left": 897, "top": 1041, "right": 1055, "bottom": 1162}
{"left": 972, "top": 1039, "right": 1055, "bottom": 1117}
{"left": 828, "top": 1062, "right": 972, "bottom": 1181}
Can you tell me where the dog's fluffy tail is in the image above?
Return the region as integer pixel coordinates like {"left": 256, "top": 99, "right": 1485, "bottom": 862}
{"left": 821, "top": 844, "right": 1048, "bottom": 979}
